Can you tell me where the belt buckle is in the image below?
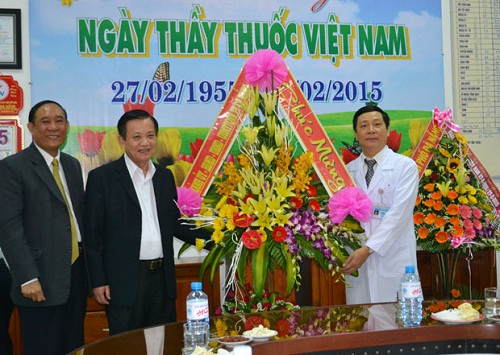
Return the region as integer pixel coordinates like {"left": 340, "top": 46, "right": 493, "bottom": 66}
{"left": 150, "top": 259, "right": 162, "bottom": 270}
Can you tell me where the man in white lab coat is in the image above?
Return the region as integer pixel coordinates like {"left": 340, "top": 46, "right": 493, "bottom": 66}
{"left": 340, "top": 105, "right": 419, "bottom": 304}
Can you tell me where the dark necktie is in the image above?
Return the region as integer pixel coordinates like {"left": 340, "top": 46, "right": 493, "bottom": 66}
{"left": 365, "top": 159, "right": 376, "bottom": 187}
{"left": 52, "top": 158, "right": 79, "bottom": 264}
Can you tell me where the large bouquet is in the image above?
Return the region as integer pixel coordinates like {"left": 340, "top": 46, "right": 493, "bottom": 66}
{"left": 413, "top": 109, "right": 499, "bottom": 254}
{"left": 178, "top": 50, "right": 372, "bottom": 303}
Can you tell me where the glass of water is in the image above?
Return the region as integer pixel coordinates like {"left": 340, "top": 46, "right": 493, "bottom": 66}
{"left": 484, "top": 287, "right": 499, "bottom": 316}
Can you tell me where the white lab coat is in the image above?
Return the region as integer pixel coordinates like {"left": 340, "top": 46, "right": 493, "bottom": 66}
{"left": 345, "top": 146, "right": 419, "bottom": 304}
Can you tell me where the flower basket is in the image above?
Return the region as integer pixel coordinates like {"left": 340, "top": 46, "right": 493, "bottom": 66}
{"left": 177, "top": 50, "right": 372, "bottom": 309}
{"left": 412, "top": 108, "right": 500, "bottom": 298}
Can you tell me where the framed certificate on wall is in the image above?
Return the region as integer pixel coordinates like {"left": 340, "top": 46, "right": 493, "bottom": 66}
{"left": 0, "top": 8, "right": 22, "bottom": 69}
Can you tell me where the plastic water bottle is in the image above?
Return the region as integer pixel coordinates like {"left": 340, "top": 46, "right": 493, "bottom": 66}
{"left": 186, "top": 281, "right": 209, "bottom": 325}
{"left": 185, "top": 282, "right": 209, "bottom": 349}
{"left": 399, "top": 265, "right": 423, "bottom": 327}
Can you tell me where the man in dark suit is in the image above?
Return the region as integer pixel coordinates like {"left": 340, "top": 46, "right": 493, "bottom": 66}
{"left": 0, "top": 100, "right": 88, "bottom": 355}
{"left": 85, "top": 109, "right": 208, "bottom": 335}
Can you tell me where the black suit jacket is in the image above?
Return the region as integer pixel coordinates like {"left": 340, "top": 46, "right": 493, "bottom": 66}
{"left": 84, "top": 155, "right": 206, "bottom": 306}
{"left": 0, "top": 143, "right": 86, "bottom": 306}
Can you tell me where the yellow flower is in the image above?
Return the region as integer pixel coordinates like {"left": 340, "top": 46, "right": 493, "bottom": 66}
{"left": 436, "top": 180, "right": 452, "bottom": 197}
{"left": 195, "top": 238, "right": 205, "bottom": 252}
{"left": 274, "top": 210, "right": 295, "bottom": 226}
{"left": 438, "top": 147, "right": 451, "bottom": 158}
{"left": 220, "top": 204, "right": 238, "bottom": 219}
{"left": 226, "top": 218, "right": 236, "bottom": 231}
{"left": 238, "top": 199, "right": 255, "bottom": 216}
{"left": 246, "top": 86, "right": 259, "bottom": 118}
{"left": 424, "top": 169, "right": 433, "bottom": 177}
{"left": 274, "top": 123, "right": 287, "bottom": 147}
{"left": 267, "top": 194, "right": 286, "bottom": 211}
{"left": 468, "top": 195, "right": 478, "bottom": 205}
{"left": 216, "top": 196, "right": 229, "bottom": 211}
{"left": 266, "top": 115, "right": 276, "bottom": 139}
{"left": 213, "top": 217, "right": 225, "bottom": 231}
{"left": 263, "top": 91, "right": 278, "bottom": 117}
{"left": 215, "top": 162, "right": 243, "bottom": 197}
{"left": 98, "top": 130, "right": 124, "bottom": 164}
{"left": 258, "top": 144, "right": 279, "bottom": 166}
{"left": 446, "top": 158, "right": 461, "bottom": 173}
{"left": 215, "top": 319, "right": 228, "bottom": 337}
{"left": 212, "top": 230, "right": 224, "bottom": 244}
{"left": 408, "top": 120, "right": 428, "bottom": 148}
{"left": 258, "top": 229, "right": 268, "bottom": 242}
{"left": 242, "top": 126, "right": 262, "bottom": 146}
{"left": 454, "top": 167, "right": 468, "bottom": 191}
{"left": 240, "top": 169, "right": 265, "bottom": 195}
{"left": 273, "top": 172, "right": 296, "bottom": 199}
{"left": 276, "top": 146, "right": 292, "bottom": 174}
{"left": 458, "top": 195, "right": 469, "bottom": 204}
{"left": 154, "top": 129, "right": 182, "bottom": 164}
{"left": 249, "top": 195, "right": 269, "bottom": 216}
{"left": 238, "top": 154, "right": 251, "bottom": 169}
{"left": 467, "top": 185, "right": 477, "bottom": 195}
{"left": 252, "top": 211, "right": 273, "bottom": 230}
{"left": 201, "top": 207, "right": 214, "bottom": 217}
{"left": 455, "top": 132, "right": 467, "bottom": 145}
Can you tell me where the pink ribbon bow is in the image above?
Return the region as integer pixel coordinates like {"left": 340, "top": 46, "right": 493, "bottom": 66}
{"left": 433, "top": 107, "right": 460, "bottom": 132}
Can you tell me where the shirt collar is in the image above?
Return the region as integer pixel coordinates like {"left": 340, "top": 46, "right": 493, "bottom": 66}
{"left": 361, "top": 145, "right": 388, "bottom": 163}
{"left": 123, "top": 153, "right": 156, "bottom": 180}
{"left": 33, "top": 142, "right": 61, "bottom": 167}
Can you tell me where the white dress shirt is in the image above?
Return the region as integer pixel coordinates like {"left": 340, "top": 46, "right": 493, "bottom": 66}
{"left": 124, "top": 154, "right": 163, "bottom": 260}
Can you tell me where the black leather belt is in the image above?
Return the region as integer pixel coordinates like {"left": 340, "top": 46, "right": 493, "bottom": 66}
{"left": 140, "top": 258, "right": 163, "bottom": 270}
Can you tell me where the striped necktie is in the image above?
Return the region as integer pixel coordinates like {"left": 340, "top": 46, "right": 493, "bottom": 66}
{"left": 365, "top": 159, "right": 376, "bottom": 187}
{"left": 52, "top": 158, "right": 79, "bottom": 264}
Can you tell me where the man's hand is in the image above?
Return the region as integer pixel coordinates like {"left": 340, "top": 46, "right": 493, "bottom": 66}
{"left": 339, "top": 246, "right": 371, "bottom": 275}
{"left": 93, "top": 285, "right": 111, "bottom": 305}
{"left": 21, "top": 280, "right": 46, "bottom": 302}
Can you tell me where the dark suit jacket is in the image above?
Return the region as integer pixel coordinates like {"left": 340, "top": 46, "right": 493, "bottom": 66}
{"left": 84, "top": 155, "right": 206, "bottom": 307}
{"left": 0, "top": 143, "right": 86, "bottom": 306}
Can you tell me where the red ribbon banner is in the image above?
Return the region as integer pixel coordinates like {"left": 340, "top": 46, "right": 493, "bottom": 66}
{"left": 278, "top": 70, "right": 354, "bottom": 195}
{"left": 183, "top": 67, "right": 354, "bottom": 197}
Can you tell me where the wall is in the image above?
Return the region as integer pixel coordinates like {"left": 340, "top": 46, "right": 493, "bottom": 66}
{"left": 1, "top": 0, "right": 31, "bottom": 143}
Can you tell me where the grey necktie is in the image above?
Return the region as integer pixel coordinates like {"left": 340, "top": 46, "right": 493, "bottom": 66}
{"left": 365, "top": 159, "right": 376, "bottom": 187}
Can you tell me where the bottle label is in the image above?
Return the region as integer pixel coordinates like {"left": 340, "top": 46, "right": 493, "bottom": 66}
{"left": 401, "top": 282, "right": 422, "bottom": 299}
{"left": 187, "top": 300, "right": 209, "bottom": 321}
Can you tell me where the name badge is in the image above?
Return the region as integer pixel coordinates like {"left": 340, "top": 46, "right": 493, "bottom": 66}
{"left": 372, "top": 205, "right": 388, "bottom": 219}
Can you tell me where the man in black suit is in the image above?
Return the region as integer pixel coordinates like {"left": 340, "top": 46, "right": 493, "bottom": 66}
{"left": 0, "top": 100, "right": 88, "bottom": 355}
{"left": 85, "top": 109, "right": 208, "bottom": 335}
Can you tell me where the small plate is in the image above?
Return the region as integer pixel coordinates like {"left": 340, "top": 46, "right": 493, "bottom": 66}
{"left": 486, "top": 314, "right": 500, "bottom": 323}
{"left": 242, "top": 329, "right": 278, "bottom": 342}
{"left": 431, "top": 313, "right": 485, "bottom": 325}
{"left": 217, "top": 336, "right": 252, "bottom": 348}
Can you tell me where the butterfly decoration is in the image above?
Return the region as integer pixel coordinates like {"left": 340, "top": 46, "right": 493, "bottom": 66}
{"left": 341, "top": 138, "right": 362, "bottom": 156}
{"left": 153, "top": 62, "right": 170, "bottom": 82}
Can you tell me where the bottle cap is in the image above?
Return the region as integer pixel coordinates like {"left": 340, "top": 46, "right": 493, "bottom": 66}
{"left": 405, "top": 265, "right": 415, "bottom": 273}
{"left": 191, "top": 281, "right": 202, "bottom": 291}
